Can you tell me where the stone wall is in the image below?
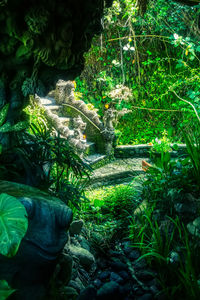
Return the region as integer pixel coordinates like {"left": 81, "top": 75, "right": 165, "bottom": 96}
{"left": 114, "top": 144, "right": 187, "bottom": 159}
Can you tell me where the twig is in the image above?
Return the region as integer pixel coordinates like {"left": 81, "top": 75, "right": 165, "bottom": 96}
{"left": 108, "top": 34, "right": 171, "bottom": 42}
{"left": 131, "top": 105, "right": 182, "bottom": 112}
{"left": 118, "top": 29, "right": 125, "bottom": 84}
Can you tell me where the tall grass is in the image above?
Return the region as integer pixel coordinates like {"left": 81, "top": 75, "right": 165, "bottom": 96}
{"left": 129, "top": 209, "right": 200, "bottom": 299}
{"left": 182, "top": 129, "right": 200, "bottom": 187}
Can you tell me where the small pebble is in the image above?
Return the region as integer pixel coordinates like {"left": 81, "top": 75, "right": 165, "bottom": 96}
{"left": 133, "top": 259, "right": 147, "bottom": 270}
{"left": 110, "top": 272, "right": 124, "bottom": 284}
{"left": 137, "top": 293, "right": 153, "bottom": 300}
{"left": 110, "top": 260, "right": 128, "bottom": 271}
{"left": 76, "top": 285, "right": 97, "bottom": 300}
{"left": 93, "top": 279, "right": 102, "bottom": 289}
{"left": 118, "top": 270, "right": 129, "bottom": 281}
{"left": 136, "top": 269, "right": 155, "bottom": 281}
{"left": 97, "top": 281, "right": 120, "bottom": 300}
{"left": 127, "top": 250, "right": 140, "bottom": 260}
{"left": 98, "top": 270, "right": 111, "bottom": 281}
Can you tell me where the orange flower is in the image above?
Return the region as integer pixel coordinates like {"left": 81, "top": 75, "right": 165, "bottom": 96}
{"left": 148, "top": 142, "right": 153, "bottom": 146}
{"left": 103, "top": 96, "right": 106, "bottom": 99}
{"left": 142, "top": 160, "right": 152, "bottom": 172}
{"left": 105, "top": 104, "right": 109, "bottom": 109}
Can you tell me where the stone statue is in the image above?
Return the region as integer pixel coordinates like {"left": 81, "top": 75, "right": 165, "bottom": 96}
{"left": 102, "top": 108, "right": 116, "bottom": 154}
{"left": 73, "top": 115, "right": 87, "bottom": 140}
{"left": 55, "top": 80, "right": 75, "bottom": 104}
{"left": 102, "top": 107, "right": 131, "bottom": 154}
{"left": 0, "top": 183, "right": 73, "bottom": 300}
{"left": 103, "top": 107, "right": 116, "bottom": 131}
{"left": 68, "top": 116, "right": 88, "bottom": 158}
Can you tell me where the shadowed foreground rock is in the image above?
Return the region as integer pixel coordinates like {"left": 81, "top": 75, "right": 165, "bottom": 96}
{"left": 0, "top": 181, "right": 72, "bottom": 300}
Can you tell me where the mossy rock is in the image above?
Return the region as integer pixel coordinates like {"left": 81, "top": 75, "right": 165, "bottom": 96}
{"left": 0, "top": 180, "right": 61, "bottom": 203}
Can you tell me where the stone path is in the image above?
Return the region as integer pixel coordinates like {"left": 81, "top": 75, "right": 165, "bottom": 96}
{"left": 88, "top": 157, "right": 149, "bottom": 188}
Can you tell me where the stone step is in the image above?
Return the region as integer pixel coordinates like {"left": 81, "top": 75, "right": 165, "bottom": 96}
{"left": 87, "top": 157, "right": 147, "bottom": 188}
{"left": 85, "top": 141, "right": 96, "bottom": 156}
{"left": 89, "top": 169, "right": 144, "bottom": 189}
{"left": 46, "top": 104, "right": 62, "bottom": 114}
{"left": 83, "top": 153, "right": 106, "bottom": 167}
{"left": 39, "top": 96, "right": 56, "bottom": 106}
{"left": 59, "top": 117, "right": 71, "bottom": 126}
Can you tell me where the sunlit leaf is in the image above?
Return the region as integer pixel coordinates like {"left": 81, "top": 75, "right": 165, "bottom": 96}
{"left": 0, "top": 193, "right": 28, "bottom": 257}
{"left": 0, "top": 280, "right": 15, "bottom": 300}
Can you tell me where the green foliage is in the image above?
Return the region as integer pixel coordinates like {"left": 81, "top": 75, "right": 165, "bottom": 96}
{"left": 0, "top": 192, "right": 28, "bottom": 299}
{"left": 0, "top": 280, "right": 15, "bottom": 300}
{"left": 129, "top": 209, "right": 200, "bottom": 299}
{"left": 17, "top": 113, "right": 90, "bottom": 208}
{"left": 21, "top": 78, "right": 35, "bottom": 97}
{"left": 0, "top": 104, "right": 28, "bottom": 135}
{"left": 130, "top": 211, "right": 176, "bottom": 262}
{"left": 78, "top": 179, "right": 144, "bottom": 253}
{"left": 86, "top": 221, "right": 119, "bottom": 255}
{"left": 0, "top": 121, "right": 28, "bottom": 133}
{"left": 143, "top": 156, "right": 197, "bottom": 215}
{"left": 23, "top": 98, "right": 48, "bottom": 128}
{"left": 150, "top": 130, "right": 172, "bottom": 154}
{"left": 182, "top": 128, "right": 200, "bottom": 187}
{"left": 0, "top": 104, "right": 29, "bottom": 180}
{"left": 0, "top": 193, "right": 28, "bottom": 257}
{"left": 102, "top": 183, "right": 141, "bottom": 223}
{"left": 76, "top": 0, "right": 200, "bottom": 145}
{"left": 25, "top": 7, "right": 49, "bottom": 35}
{"left": 0, "top": 104, "right": 9, "bottom": 128}
{"left": 149, "top": 130, "right": 174, "bottom": 170}
{"left": 83, "top": 177, "right": 144, "bottom": 233}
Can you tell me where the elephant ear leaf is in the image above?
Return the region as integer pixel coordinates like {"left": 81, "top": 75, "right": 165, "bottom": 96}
{"left": 0, "top": 193, "right": 28, "bottom": 258}
{"left": 0, "top": 104, "right": 9, "bottom": 127}
{"left": 0, "top": 280, "right": 15, "bottom": 300}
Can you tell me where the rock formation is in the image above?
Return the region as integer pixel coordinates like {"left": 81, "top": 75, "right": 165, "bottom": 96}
{"left": 0, "top": 0, "right": 113, "bottom": 147}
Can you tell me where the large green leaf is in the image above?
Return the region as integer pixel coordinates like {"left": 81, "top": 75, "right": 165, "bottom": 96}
{"left": 0, "top": 193, "right": 28, "bottom": 257}
{"left": 0, "top": 280, "right": 15, "bottom": 300}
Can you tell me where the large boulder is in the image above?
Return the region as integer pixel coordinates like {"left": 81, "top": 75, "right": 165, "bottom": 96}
{"left": 0, "top": 180, "right": 73, "bottom": 300}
